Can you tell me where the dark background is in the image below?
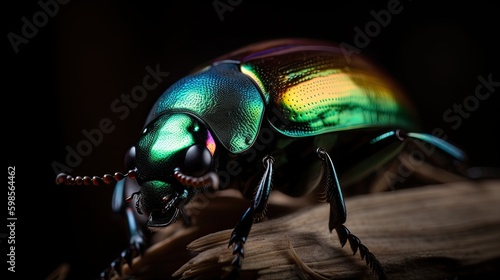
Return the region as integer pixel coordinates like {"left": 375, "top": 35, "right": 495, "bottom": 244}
{"left": 4, "top": 0, "right": 499, "bottom": 279}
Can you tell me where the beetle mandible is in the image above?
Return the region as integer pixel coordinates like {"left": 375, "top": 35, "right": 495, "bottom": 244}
{"left": 56, "top": 38, "right": 467, "bottom": 279}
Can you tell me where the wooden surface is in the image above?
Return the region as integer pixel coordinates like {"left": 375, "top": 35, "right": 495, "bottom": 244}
{"left": 104, "top": 178, "right": 500, "bottom": 280}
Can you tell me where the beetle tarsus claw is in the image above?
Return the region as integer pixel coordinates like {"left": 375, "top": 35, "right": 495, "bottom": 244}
{"left": 228, "top": 233, "right": 246, "bottom": 277}
{"left": 222, "top": 250, "right": 243, "bottom": 280}
{"left": 223, "top": 265, "right": 241, "bottom": 280}
{"left": 334, "top": 225, "right": 386, "bottom": 279}
{"left": 98, "top": 236, "right": 145, "bottom": 279}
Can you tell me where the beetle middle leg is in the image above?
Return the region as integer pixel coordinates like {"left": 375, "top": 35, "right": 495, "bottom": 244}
{"left": 316, "top": 148, "right": 386, "bottom": 280}
{"left": 226, "top": 155, "right": 274, "bottom": 279}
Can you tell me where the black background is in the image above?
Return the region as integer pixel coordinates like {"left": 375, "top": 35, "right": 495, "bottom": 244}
{"left": 4, "top": 0, "right": 499, "bottom": 279}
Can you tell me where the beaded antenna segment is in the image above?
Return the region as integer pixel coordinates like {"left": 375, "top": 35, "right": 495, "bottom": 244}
{"left": 55, "top": 169, "right": 138, "bottom": 186}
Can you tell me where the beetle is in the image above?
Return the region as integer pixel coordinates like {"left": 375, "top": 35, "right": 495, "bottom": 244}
{"left": 55, "top": 38, "right": 467, "bottom": 279}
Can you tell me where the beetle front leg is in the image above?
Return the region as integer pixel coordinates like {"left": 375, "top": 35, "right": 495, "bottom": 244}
{"left": 316, "top": 148, "right": 386, "bottom": 280}
{"left": 227, "top": 155, "right": 274, "bottom": 278}
{"left": 100, "top": 178, "right": 146, "bottom": 279}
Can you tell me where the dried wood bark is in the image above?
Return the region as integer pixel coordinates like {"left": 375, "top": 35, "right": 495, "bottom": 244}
{"left": 111, "top": 179, "right": 500, "bottom": 280}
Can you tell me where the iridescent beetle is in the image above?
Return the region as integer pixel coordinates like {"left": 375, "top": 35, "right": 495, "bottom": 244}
{"left": 56, "top": 39, "right": 467, "bottom": 279}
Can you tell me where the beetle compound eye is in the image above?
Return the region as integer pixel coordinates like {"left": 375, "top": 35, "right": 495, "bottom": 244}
{"left": 184, "top": 144, "right": 212, "bottom": 177}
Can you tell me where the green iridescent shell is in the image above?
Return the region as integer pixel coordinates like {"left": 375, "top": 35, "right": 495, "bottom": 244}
{"left": 239, "top": 43, "right": 418, "bottom": 137}
{"left": 147, "top": 39, "right": 418, "bottom": 154}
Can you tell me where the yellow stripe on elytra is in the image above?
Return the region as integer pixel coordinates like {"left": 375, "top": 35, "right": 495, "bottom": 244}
{"left": 281, "top": 72, "right": 398, "bottom": 125}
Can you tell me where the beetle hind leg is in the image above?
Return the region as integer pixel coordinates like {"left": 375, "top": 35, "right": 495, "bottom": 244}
{"left": 317, "top": 148, "right": 386, "bottom": 280}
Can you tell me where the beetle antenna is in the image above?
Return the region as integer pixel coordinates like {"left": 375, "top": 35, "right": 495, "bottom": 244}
{"left": 55, "top": 169, "right": 138, "bottom": 186}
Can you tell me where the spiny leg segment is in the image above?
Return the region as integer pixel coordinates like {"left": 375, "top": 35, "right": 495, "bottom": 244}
{"left": 317, "top": 148, "right": 386, "bottom": 280}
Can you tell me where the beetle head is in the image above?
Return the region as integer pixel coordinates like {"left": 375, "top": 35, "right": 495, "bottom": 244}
{"left": 56, "top": 113, "right": 219, "bottom": 228}
{"left": 130, "top": 113, "right": 218, "bottom": 227}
